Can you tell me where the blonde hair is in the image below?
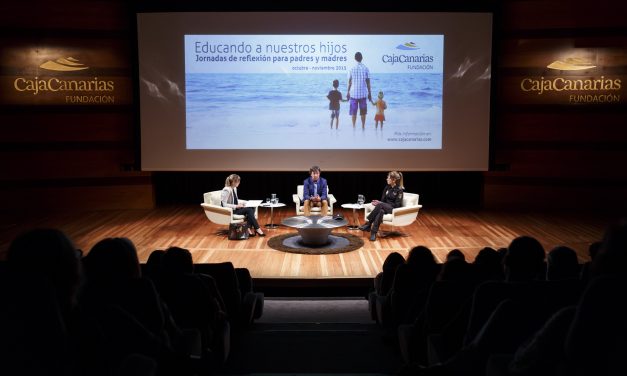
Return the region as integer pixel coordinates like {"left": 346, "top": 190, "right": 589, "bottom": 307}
{"left": 224, "top": 174, "right": 241, "bottom": 187}
{"left": 388, "top": 171, "right": 404, "bottom": 189}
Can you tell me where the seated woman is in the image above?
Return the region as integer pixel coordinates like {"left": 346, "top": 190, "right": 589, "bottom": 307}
{"left": 359, "top": 171, "right": 404, "bottom": 241}
{"left": 222, "top": 174, "right": 265, "bottom": 237}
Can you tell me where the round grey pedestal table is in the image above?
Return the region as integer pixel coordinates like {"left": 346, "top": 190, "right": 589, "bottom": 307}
{"left": 281, "top": 215, "right": 348, "bottom": 246}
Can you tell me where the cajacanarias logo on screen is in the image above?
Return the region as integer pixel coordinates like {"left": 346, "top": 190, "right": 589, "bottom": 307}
{"left": 382, "top": 42, "right": 434, "bottom": 66}
{"left": 395, "top": 42, "right": 419, "bottom": 50}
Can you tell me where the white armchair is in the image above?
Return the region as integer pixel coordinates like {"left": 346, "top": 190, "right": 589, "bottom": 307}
{"left": 292, "top": 185, "right": 337, "bottom": 216}
{"left": 363, "top": 192, "right": 422, "bottom": 236}
{"left": 200, "top": 191, "right": 258, "bottom": 226}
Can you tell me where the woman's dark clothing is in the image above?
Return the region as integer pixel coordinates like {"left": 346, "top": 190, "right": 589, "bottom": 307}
{"left": 221, "top": 186, "right": 260, "bottom": 230}
{"left": 367, "top": 185, "right": 404, "bottom": 233}
{"left": 233, "top": 207, "right": 260, "bottom": 230}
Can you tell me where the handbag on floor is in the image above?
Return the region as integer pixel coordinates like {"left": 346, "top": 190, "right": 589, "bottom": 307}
{"left": 228, "top": 223, "right": 249, "bottom": 240}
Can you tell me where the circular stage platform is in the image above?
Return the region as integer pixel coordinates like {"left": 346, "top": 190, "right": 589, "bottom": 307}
{"left": 267, "top": 232, "right": 364, "bottom": 255}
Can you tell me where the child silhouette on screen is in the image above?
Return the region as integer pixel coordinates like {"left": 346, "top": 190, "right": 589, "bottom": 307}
{"left": 327, "top": 79, "right": 346, "bottom": 129}
{"left": 371, "top": 90, "right": 387, "bottom": 128}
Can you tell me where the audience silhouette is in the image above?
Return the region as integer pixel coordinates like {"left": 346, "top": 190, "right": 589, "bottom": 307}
{"left": 370, "top": 252, "right": 405, "bottom": 322}
{"left": 80, "top": 237, "right": 188, "bottom": 375}
{"left": 2, "top": 228, "right": 81, "bottom": 376}
{"left": 546, "top": 246, "right": 580, "bottom": 281}
{"left": 2, "top": 221, "right": 624, "bottom": 376}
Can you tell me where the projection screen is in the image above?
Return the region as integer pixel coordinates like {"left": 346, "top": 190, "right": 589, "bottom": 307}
{"left": 137, "top": 12, "right": 492, "bottom": 171}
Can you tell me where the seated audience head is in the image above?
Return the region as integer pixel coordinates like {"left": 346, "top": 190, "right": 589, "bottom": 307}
{"left": 379, "top": 252, "right": 405, "bottom": 296}
{"left": 382, "top": 251, "right": 405, "bottom": 273}
{"left": 438, "top": 257, "right": 472, "bottom": 282}
{"left": 406, "top": 245, "right": 436, "bottom": 268}
{"left": 587, "top": 241, "right": 602, "bottom": 262}
{"left": 473, "top": 246, "right": 505, "bottom": 281}
{"left": 580, "top": 240, "right": 603, "bottom": 282}
{"left": 474, "top": 247, "right": 497, "bottom": 264}
{"left": 590, "top": 219, "right": 627, "bottom": 279}
{"left": 7, "top": 228, "right": 81, "bottom": 312}
{"left": 144, "top": 249, "right": 165, "bottom": 281}
{"left": 446, "top": 249, "right": 466, "bottom": 262}
{"left": 504, "top": 236, "right": 546, "bottom": 282}
{"left": 162, "top": 246, "right": 194, "bottom": 275}
{"left": 406, "top": 246, "right": 439, "bottom": 281}
{"left": 546, "top": 246, "right": 580, "bottom": 281}
{"left": 83, "top": 237, "right": 140, "bottom": 284}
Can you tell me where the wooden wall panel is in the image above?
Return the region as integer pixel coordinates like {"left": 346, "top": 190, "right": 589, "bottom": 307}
{"left": 0, "top": 112, "right": 134, "bottom": 144}
{"left": 484, "top": 0, "right": 627, "bottom": 211}
{"left": 1, "top": 150, "right": 147, "bottom": 180}
{"left": 0, "top": 0, "right": 153, "bottom": 211}
{"left": 0, "top": 2, "right": 131, "bottom": 32}
{"left": 501, "top": 1, "right": 627, "bottom": 31}
{"left": 499, "top": 38, "right": 627, "bottom": 68}
{"left": 0, "top": 184, "right": 154, "bottom": 211}
{"left": 491, "top": 150, "right": 627, "bottom": 179}
{"left": 483, "top": 182, "right": 627, "bottom": 211}
{"left": 495, "top": 112, "right": 627, "bottom": 144}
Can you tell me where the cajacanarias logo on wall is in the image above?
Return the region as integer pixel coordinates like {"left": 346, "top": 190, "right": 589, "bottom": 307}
{"left": 1, "top": 45, "right": 132, "bottom": 106}
{"left": 40, "top": 57, "right": 89, "bottom": 71}
{"left": 519, "top": 57, "right": 622, "bottom": 104}
{"left": 11, "top": 56, "right": 118, "bottom": 105}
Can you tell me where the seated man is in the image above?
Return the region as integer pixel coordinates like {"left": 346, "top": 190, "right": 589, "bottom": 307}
{"left": 303, "top": 165, "right": 329, "bottom": 216}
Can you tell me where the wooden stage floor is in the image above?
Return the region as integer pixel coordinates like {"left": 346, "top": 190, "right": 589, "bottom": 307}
{"left": 0, "top": 205, "right": 612, "bottom": 279}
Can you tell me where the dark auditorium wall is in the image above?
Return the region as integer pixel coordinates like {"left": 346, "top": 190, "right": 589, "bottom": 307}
{"left": 0, "top": 1, "right": 153, "bottom": 211}
{"left": 1, "top": 1, "right": 626, "bottom": 212}
{"left": 485, "top": 1, "right": 627, "bottom": 210}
